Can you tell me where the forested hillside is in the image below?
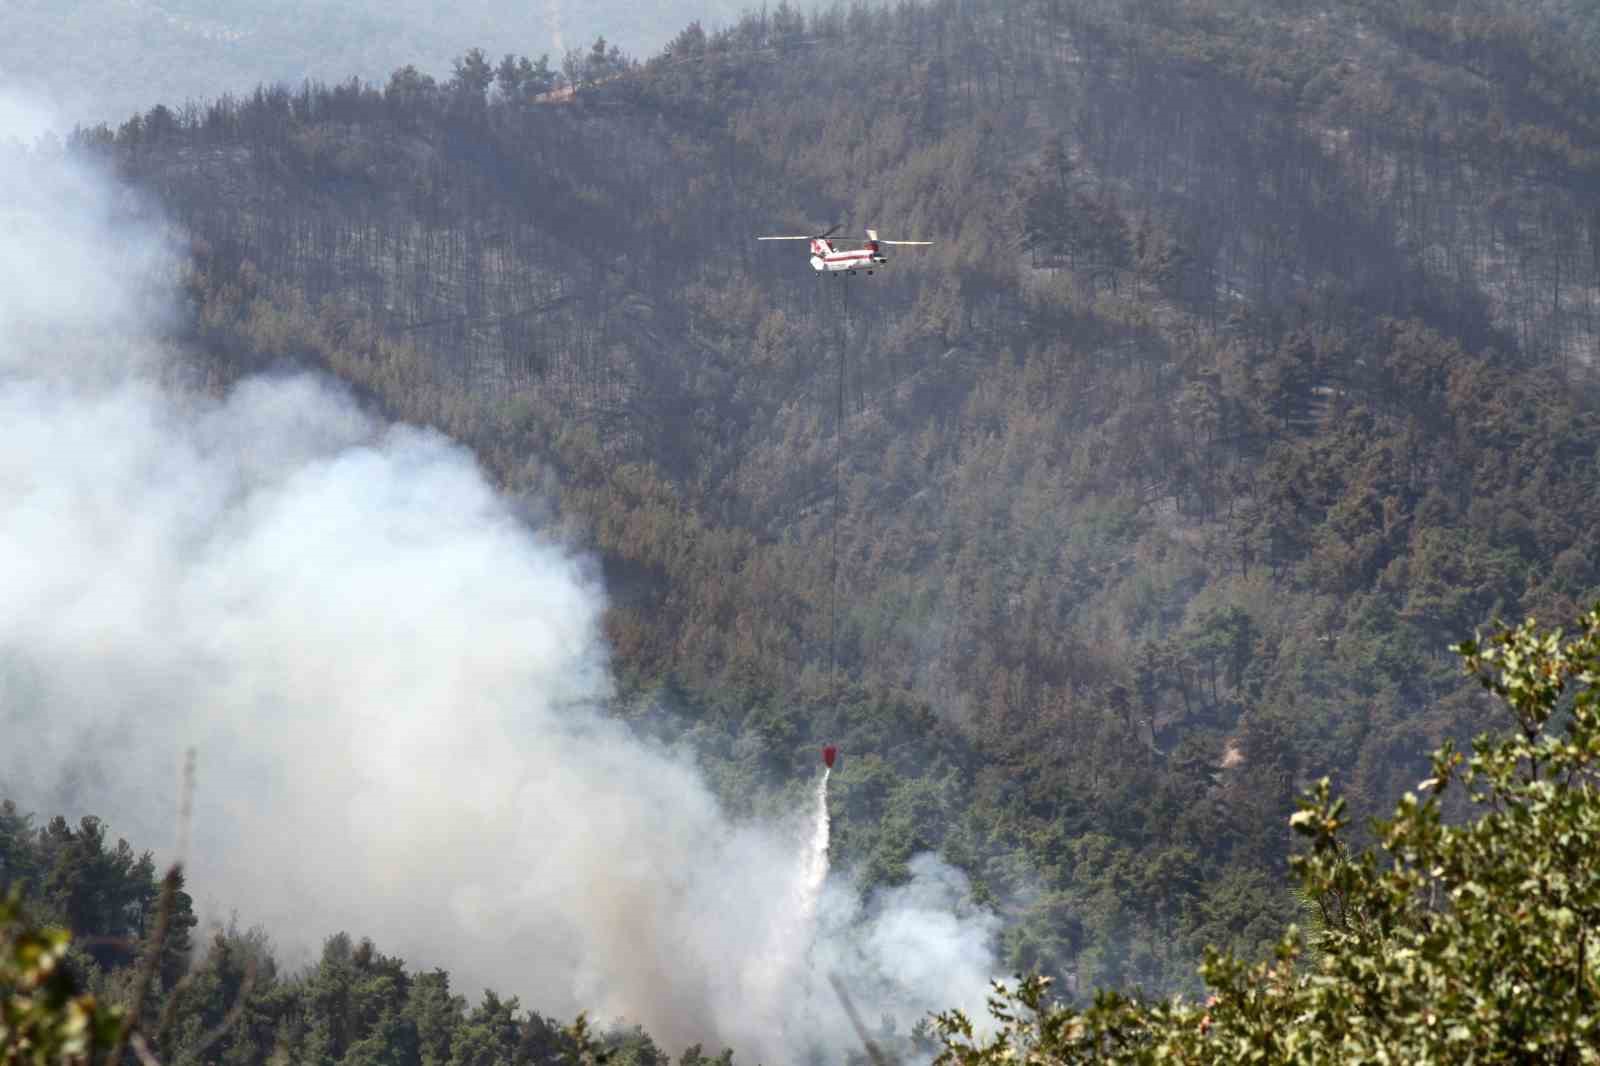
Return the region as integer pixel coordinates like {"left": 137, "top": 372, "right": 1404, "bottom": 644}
{"left": 56, "top": 0, "right": 1600, "bottom": 1001}
{"left": 0, "top": 803, "right": 672, "bottom": 1066}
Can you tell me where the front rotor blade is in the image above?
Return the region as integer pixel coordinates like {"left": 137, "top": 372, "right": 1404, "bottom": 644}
{"left": 877, "top": 240, "right": 933, "bottom": 245}
{"left": 756, "top": 235, "right": 816, "bottom": 240}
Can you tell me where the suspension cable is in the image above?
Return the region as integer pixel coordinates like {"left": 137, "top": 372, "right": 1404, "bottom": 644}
{"left": 827, "top": 281, "right": 848, "bottom": 704}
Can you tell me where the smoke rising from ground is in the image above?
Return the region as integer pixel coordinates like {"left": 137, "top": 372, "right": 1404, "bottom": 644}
{"left": 0, "top": 98, "right": 998, "bottom": 1063}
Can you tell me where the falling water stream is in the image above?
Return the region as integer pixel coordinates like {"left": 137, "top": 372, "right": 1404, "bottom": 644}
{"left": 743, "top": 766, "right": 832, "bottom": 1047}
{"left": 798, "top": 767, "right": 832, "bottom": 929}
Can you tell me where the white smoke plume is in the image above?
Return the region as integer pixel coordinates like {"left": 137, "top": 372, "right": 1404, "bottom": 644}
{"left": 0, "top": 96, "right": 999, "bottom": 1064}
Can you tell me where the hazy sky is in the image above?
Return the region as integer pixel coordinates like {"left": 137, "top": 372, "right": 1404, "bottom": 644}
{"left": 1, "top": 0, "right": 761, "bottom": 129}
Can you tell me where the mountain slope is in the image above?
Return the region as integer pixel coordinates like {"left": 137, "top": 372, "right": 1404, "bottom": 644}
{"left": 74, "top": 0, "right": 1600, "bottom": 995}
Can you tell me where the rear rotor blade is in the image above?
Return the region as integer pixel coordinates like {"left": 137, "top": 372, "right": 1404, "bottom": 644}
{"left": 877, "top": 239, "right": 933, "bottom": 245}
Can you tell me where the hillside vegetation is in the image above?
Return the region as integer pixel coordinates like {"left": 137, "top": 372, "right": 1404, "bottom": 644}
{"left": 54, "top": 0, "right": 1600, "bottom": 1001}
{"left": 0, "top": 810, "right": 639, "bottom": 1066}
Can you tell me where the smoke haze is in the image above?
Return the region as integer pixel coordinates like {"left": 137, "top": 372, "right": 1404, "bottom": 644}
{"left": 0, "top": 96, "right": 998, "bottom": 1063}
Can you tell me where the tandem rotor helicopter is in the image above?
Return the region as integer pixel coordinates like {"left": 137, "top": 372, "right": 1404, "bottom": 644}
{"left": 757, "top": 224, "right": 932, "bottom": 275}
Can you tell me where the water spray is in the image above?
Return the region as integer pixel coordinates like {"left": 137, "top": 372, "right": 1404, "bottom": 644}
{"left": 799, "top": 765, "right": 831, "bottom": 927}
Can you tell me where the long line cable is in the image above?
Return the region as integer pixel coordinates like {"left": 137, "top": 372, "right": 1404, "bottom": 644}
{"left": 827, "top": 281, "right": 848, "bottom": 705}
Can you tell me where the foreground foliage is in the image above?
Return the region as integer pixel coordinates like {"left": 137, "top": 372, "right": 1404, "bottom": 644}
{"left": 0, "top": 893, "right": 121, "bottom": 1065}
{"left": 935, "top": 606, "right": 1600, "bottom": 1063}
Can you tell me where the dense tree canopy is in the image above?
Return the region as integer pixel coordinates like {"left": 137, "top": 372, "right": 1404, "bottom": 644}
{"left": 0, "top": 833, "right": 625, "bottom": 1066}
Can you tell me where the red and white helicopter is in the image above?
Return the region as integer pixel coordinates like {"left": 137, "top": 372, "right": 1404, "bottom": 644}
{"left": 757, "top": 224, "right": 932, "bottom": 275}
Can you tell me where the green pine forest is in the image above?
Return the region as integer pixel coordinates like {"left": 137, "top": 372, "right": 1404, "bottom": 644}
{"left": 9, "top": 0, "right": 1600, "bottom": 1060}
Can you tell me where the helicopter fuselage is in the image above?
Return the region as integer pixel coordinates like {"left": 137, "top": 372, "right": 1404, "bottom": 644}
{"left": 810, "top": 237, "right": 887, "bottom": 273}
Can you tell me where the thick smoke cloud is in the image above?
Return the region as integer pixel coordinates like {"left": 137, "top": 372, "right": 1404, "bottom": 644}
{"left": 0, "top": 98, "right": 998, "bottom": 1064}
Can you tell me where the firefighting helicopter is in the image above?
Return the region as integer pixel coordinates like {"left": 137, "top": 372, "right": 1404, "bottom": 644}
{"left": 757, "top": 224, "right": 932, "bottom": 275}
